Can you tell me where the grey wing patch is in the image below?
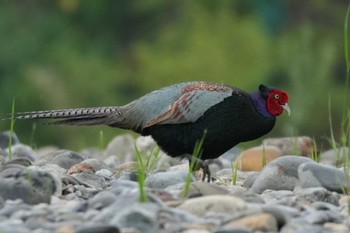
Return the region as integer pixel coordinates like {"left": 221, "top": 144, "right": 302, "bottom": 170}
{"left": 121, "top": 82, "right": 194, "bottom": 130}
{"left": 144, "top": 83, "right": 234, "bottom": 127}
{"left": 121, "top": 81, "right": 235, "bottom": 131}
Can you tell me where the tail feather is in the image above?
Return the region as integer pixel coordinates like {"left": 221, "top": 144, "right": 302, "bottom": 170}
{"left": 5, "top": 106, "right": 122, "bottom": 126}
{"left": 49, "top": 116, "right": 113, "bottom": 126}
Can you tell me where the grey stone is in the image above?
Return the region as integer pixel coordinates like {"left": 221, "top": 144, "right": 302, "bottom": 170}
{"left": 250, "top": 156, "right": 313, "bottom": 193}
{"left": 80, "top": 147, "right": 104, "bottom": 159}
{"left": 93, "top": 192, "right": 140, "bottom": 223}
{"left": 81, "top": 158, "right": 111, "bottom": 171}
{"left": 61, "top": 174, "right": 80, "bottom": 186}
{"left": 295, "top": 187, "right": 340, "bottom": 206}
{"left": 96, "top": 169, "right": 114, "bottom": 180}
{"left": 25, "top": 215, "right": 50, "bottom": 231}
{"left": 104, "top": 134, "right": 135, "bottom": 162}
{"left": 28, "top": 165, "right": 64, "bottom": 196}
{"left": 177, "top": 195, "right": 247, "bottom": 217}
{"left": 0, "top": 131, "right": 20, "bottom": 150}
{"left": 0, "top": 154, "right": 5, "bottom": 169}
{"left": 114, "top": 161, "right": 139, "bottom": 178}
{"left": 281, "top": 223, "right": 328, "bottom": 233}
{"left": 146, "top": 170, "right": 191, "bottom": 189}
{"left": 222, "top": 212, "right": 278, "bottom": 232}
{"left": 49, "top": 150, "right": 84, "bottom": 170}
{"left": 94, "top": 189, "right": 166, "bottom": 226}
{"left": 4, "top": 157, "right": 32, "bottom": 167}
{"left": 94, "top": 178, "right": 169, "bottom": 222}
{"left": 73, "top": 172, "right": 109, "bottom": 189}
{"left": 160, "top": 206, "right": 216, "bottom": 232}
{"left": 0, "top": 200, "right": 31, "bottom": 217}
{"left": 5, "top": 144, "right": 38, "bottom": 161}
{"left": 298, "top": 162, "right": 348, "bottom": 193}
{"left": 135, "top": 135, "right": 156, "bottom": 153}
{"left": 320, "top": 147, "right": 349, "bottom": 166}
{"left": 230, "top": 187, "right": 264, "bottom": 204}
{"left": 0, "top": 196, "right": 3, "bottom": 209}
{"left": 261, "top": 204, "right": 300, "bottom": 228}
{"left": 219, "top": 147, "right": 241, "bottom": 162}
{"left": 76, "top": 224, "right": 120, "bottom": 233}
{"left": 110, "top": 203, "right": 160, "bottom": 233}
{"left": 216, "top": 147, "right": 240, "bottom": 171}
{"left": 208, "top": 159, "right": 224, "bottom": 175}
{"left": 0, "top": 219, "right": 28, "bottom": 233}
{"left": 184, "top": 181, "right": 229, "bottom": 197}
{"left": 181, "top": 230, "right": 210, "bottom": 233}
{"left": 118, "top": 171, "right": 138, "bottom": 181}
{"left": 35, "top": 146, "right": 59, "bottom": 159}
{"left": 298, "top": 208, "right": 343, "bottom": 225}
{"left": 156, "top": 153, "right": 183, "bottom": 171}
{"left": 88, "top": 191, "right": 117, "bottom": 210}
{"left": 215, "top": 168, "right": 233, "bottom": 177}
{"left": 0, "top": 169, "right": 56, "bottom": 204}
{"left": 0, "top": 165, "right": 26, "bottom": 178}
{"left": 242, "top": 172, "right": 260, "bottom": 189}
{"left": 260, "top": 190, "right": 297, "bottom": 206}
{"left": 103, "top": 155, "right": 120, "bottom": 170}
{"left": 323, "top": 222, "right": 350, "bottom": 232}
{"left": 311, "top": 201, "right": 340, "bottom": 211}
{"left": 110, "top": 179, "right": 139, "bottom": 195}
{"left": 263, "top": 136, "right": 314, "bottom": 156}
{"left": 64, "top": 184, "right": 92, "bottom": 200}
{"left": 213, "top": 229, "right": 253, "bottom": 233}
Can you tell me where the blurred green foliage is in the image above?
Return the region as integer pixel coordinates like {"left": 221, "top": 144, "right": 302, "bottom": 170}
{"left": 0, "top": 0, "right": 349, "bottom": 150}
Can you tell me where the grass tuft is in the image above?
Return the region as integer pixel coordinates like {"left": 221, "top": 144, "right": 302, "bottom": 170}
{"left": 133, "top": 142, "right": 162, "bottom": 203}
{"left": 183, "top": 130, "right": 207, "bottom": 197}
{"left": 231, "top": 161, "right": 238, "bottom": 186}
{"left": 134, "top": 143, "right": 148, "bottom": 203}
{"left": 145, "top": 146, "right": 161, "bottom": 173}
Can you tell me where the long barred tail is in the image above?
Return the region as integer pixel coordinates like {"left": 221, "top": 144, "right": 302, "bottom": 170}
{"left": 5, "top": 106, "right": 123, "bottom": 126}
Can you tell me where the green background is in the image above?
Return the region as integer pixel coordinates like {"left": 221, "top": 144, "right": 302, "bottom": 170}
{"left": 0, "top": 0, "right": 348, "bottom": 150}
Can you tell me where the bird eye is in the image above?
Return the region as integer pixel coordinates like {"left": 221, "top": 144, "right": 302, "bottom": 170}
{"left": 274, "top": 94, "right": 280, "bottom": 99}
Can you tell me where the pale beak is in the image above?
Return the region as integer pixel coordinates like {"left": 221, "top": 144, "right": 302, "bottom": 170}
{"left": 281, "top": 103, "right": 291, "bottom": 116}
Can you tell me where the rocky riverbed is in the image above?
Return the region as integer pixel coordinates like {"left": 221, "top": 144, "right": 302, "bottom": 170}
{"left": 0, "top": 131, "right": 349, "bottom": 233}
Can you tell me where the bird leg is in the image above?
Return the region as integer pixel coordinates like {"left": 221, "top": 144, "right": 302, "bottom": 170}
{"left": 187, "top": 155, "right": 211, "bottom": 182}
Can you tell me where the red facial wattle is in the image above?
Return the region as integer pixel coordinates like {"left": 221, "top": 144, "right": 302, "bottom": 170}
{"left": 267, "top": 90, "right": 290, "bottom": 116}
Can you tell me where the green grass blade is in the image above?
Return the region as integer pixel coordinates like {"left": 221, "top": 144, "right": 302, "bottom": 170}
{"left": 145, "top": 145, "right": 161, "bottom": 172}
{"left": 183, "top": 130, "right": 207, "bottom": 197}
{"left": 231, "top": 161, "right": 238, "bottom": 186}
{"left": 344, "top": 4, "right": 350, "bottom": 73}
{"left": 343, "top": 4, "right": 350, "bottom": 137}
{"left": 134, "top": 143, "right": 148, "bottom": 203}
{"left": 134, "top": 144, "right": 145, "bottom": 170}
{"left": 262, "top": 144, "right": 267, "bottom": 168}
{"left": 328, "top": 95, "right": 337, "bottom": 148}
{"left": 99, "top": 130, "right": 104, "bottom": 152}
{"left": 29, "top": 123, "right": 37, "bottom": 149}
{"left": 328, "top": 95, "right": 341, "bottom": 166}
{"left": 8, "top": 98, "right": 16, "bottom": 160}
{"left": 311, "top": 137, "right": 319, "bottom": 162}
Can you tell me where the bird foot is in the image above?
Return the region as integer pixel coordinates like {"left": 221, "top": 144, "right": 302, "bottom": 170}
{"left": 188, "top": 155, "right": 211, "bottom": 182}
{"left": 197, "top": 160, "right": 211, "bottom": 182}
